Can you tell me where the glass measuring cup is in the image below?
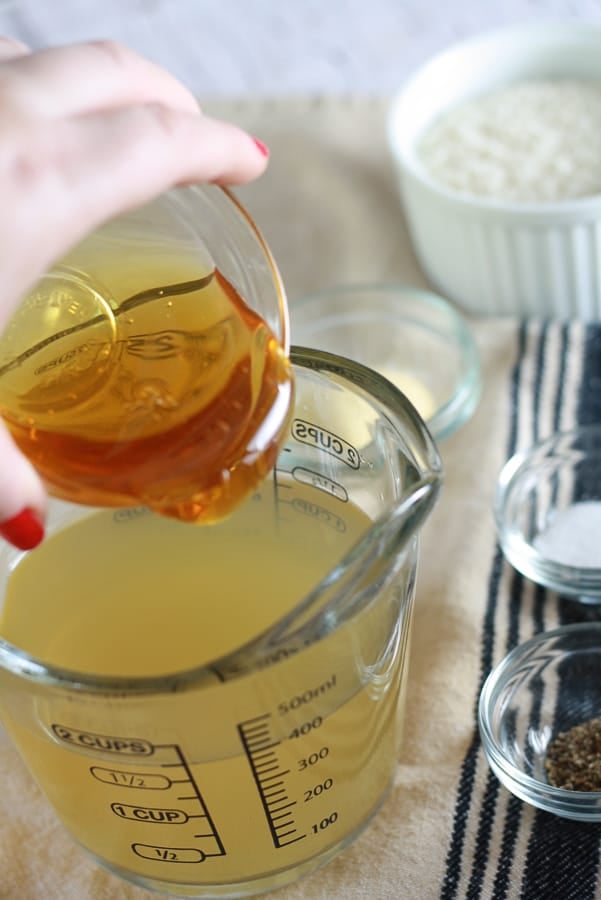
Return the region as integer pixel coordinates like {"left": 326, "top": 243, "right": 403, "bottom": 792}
{"left": 0, "top": 347, "right": 442, "bottom": 898}
{"left": 0, "top": 185, "right": 291, "bottom": 523}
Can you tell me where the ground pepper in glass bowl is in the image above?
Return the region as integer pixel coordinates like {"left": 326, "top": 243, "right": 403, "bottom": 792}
{"left": 479, "top": 623, "right": 601, "bottom": 820}
{"left": 545, "top": 718, "right": 601, "bottom": 792}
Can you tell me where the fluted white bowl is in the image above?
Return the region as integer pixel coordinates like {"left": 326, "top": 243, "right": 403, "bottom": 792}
{"left": 388, "top": 23, "right": 601, "bottom": 319}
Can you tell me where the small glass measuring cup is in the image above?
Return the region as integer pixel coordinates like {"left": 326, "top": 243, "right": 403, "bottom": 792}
{"left": 0, "top": 348, "right": 442, "bottom": 898}
{"left": 0, "top": 185, "right": 291, "bottom": 523}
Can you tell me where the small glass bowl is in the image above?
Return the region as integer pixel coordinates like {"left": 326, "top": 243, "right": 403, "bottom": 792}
{"left": 495, "top": 425, "right": 601, "bottom": 603}
{"left": 290, "top": 284, "right": 480, "bottom": 441}
{"left": 479, "top": 623, "right": 601, "bottom": 821}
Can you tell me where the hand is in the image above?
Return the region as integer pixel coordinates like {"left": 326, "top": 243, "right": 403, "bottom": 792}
{"left": 0, "top": 37, "right": 269, "bottom": 550}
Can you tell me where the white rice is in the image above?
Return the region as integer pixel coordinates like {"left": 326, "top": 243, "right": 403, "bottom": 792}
{"left": 418, "top": 79, "right": 601, "bottom": 203}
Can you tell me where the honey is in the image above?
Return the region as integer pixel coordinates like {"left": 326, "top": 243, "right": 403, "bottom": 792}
{"left": 0, "top": 242, "right": 293, "bottom": 523}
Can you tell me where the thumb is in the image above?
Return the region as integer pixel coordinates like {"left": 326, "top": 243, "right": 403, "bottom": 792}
{"left": 0, "top": 423, "right": 46, "bottom": 550}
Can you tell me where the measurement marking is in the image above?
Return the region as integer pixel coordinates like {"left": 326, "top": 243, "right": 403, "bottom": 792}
{"left": 255, "top": 758, "right": 279, "bottom": 769}
{"left": 269, "top": 801, "right": 296, "bottom": 814}
{"left": 243, "top": 727, "right": 271, "bottom": 740}
{"left": 279, "top": 835, "right": 305, "bottom": 847}
{"left": 238, "top": 716, "right": 306, "bottom": 850}
{"left": 245, "top": 727, "right": 270, "bottom": 738}
{"left": 264, "top": 788, "right": 287, "bottom": 799}
{"left": 253, "top": 750, "right": 278, "bottom": 762}
{"left": 266, "top": 794, "right": 292, "bottom": 805}
{"left": 252, "top": 748, "right": 277, "bottom": 759}
{"left": 169, "top": 746, "right": 226, "bottom": 858}
{"left": 245, "top": 741, "right": 273, "bottom": 753}
{"left": 244, "top": 734, "right": 270, "bottom": 745}
{"left": 254, "top": 755, "right": 278, "bottom": 766}
{"left": 262, "top": 778, "right": 284, "bottom": 789}
{"left": 246, "top": 738, "right": 277, "bottom": 751}
{"left": 250, "top": 741, "right": 280, "bottom": 753}
{"left": 272, "top": 810, "right": 297, "bottom": 822}
{"left": 110, "top": 744, "right": 228, "bottom": 862}
{"left": 246, "top": 741, "right": 271, "bottom": 751}
{"left": 255, "top": 764, "right": 279, "bottom": 775}
{"left": 245, "top": 740, "right": 271, "bottom": 751}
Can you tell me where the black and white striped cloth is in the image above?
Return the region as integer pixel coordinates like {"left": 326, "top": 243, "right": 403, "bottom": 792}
{"left": 441, "top": 321, "right": 601, "bottom": 900}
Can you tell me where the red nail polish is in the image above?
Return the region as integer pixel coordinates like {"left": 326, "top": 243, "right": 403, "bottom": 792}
{"left": 253, "top": 137, "right": 270, "bottom": 158}
{"left": 0, "top": 508, "right": 45, "bottom": 550}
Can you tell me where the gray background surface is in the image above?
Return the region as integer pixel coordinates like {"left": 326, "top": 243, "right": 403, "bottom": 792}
{"left": 0, "top": 0, "right": 600, "bottom": 95}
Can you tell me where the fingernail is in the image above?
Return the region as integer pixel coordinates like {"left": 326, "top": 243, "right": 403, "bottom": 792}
{"left": 253, "top": 137, "right": 270, "bottom": 158}
{"left": 0, "top": 507, "right": 45, "bottom": 550}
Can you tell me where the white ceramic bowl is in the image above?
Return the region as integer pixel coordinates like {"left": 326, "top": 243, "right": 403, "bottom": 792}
{"left": 388, "top": 23, "right": 601, "bottom": 319}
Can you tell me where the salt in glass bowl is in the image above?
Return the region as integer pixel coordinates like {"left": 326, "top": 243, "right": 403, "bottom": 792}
{"left": 479, "top": 623, "right": 601, "bottom": 821}
{"left": 289, "top": 284, "right": 480, "bottom": 442}
{"left": 495, "top": 424, "right": 601, "bottom": 604}
{"left": 387, "top": 23, "right": 601, "bottom": 318}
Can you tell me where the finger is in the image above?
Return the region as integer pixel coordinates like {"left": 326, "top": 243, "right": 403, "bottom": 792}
{"left": 0, "top": 36, "right": 30, "bottom": 61}
{"left": 0, "top": 40, "right": 200, "bottom": 119}
{"left": 1, "top": 107, "right": 268, "bottom": 302}
{"left": 0, "top": 423, "right": 46, "bottom": 550}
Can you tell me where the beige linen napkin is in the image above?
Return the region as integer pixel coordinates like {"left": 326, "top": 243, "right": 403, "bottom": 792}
{"left": 0, "top": 97, "right": 598, "bottom": 900}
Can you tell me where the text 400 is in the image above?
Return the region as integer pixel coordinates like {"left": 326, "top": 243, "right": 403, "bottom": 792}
{"left": 288, "top": 716, "right": 322, "bottom": 739}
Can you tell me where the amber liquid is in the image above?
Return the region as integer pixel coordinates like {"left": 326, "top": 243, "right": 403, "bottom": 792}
{"left": 0, "top": 250, "right": 292, "bottom": 523}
